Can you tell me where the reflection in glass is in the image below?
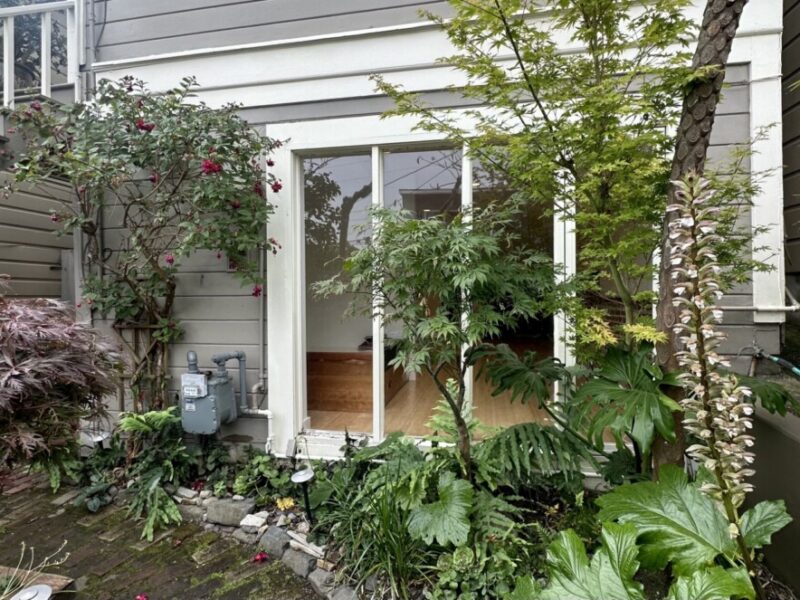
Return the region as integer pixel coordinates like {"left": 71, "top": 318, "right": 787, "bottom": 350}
{"left": 383, "top": 149, "right": 462, "bottom": 436}
{"left": 471, "top": 161, "right": 554, "bottom": 429}
{"left": 304, "top": 155, "right": 373, "bottom": 433}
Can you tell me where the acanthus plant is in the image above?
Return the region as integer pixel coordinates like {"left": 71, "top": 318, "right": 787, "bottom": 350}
{"left": 3, "top": 76, "right": 281, "bottom": 410}
{"left": 668, "top": 173, "right": 789, "bottom": 599}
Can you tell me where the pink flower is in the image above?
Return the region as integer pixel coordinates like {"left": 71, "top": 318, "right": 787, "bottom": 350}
{"left": 253, "top": 182, "right": 264, "bottom": 197}
{"left": 251, "top": 551, "right": 269, "bottom": 563}
{"left": 30, "top": 101, "right": 42, "bottom": 112}
{"left": 229, "top": 199, "right": 241, "bottom": 210}
{"left": 165, "top": 254, "right": 175, "bottom": 266}
{"left": 149, "top": 172, "right": 159, "bottom": 184}
{"left": 201, "top": 159, "right": 222, "bottom": 175}
{"left": 135, "top": 118, "right": 155, "bottom": 132}
{"left": 50, "top": 213, "right": 60, "bottom": 223}
{"left": 266, "top": 159, "right": 275, "bottom": 167}
{"left": 251, "top": 285, "right": 263, "bottom": 298}
{"left": 271, "top": 181, "right": 282, "bottom": 193}
{"left": 135, "top": 595, "right": 149, "bottom": 600}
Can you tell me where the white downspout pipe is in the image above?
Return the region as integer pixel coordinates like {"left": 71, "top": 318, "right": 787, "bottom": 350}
{"left": 247, "top": 242, "right": 272, "bottom": 453}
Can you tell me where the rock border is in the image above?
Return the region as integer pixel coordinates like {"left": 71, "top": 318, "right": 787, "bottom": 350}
{"left": 175, "top": 493, "right": 357, "bottom": 600}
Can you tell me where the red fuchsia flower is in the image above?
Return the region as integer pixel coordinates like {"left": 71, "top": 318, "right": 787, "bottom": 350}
{"left": 216, "top": 251, "right": 222, "bottom": 260}
{"left": 30, "top": 101, "right": 42, "bottom": 112}
{"left": 135, "top": 594, "right": 149, "bottom": 600}
{"left": 266, "top": 159, "right": 275, "bottom": 167}
{"left": 251, "top": 285, "right": 263, "bottom": 298}
{"left": 165, "top": 254, "right": 175, "bottom": 266}
{"left": 251, "top": 551, "right": 269, "bottom": 563}
{"left": 253, "top": 182, "right": 264, "bottom": 197}
{"left": 149, "top": 172, "right": 160, "bottom": 184}
{"left": 137, "top": 99, "right": 144, "bottom": 108}
{"left": 271, "top": 181, "right": 282, "bottom": 193}
{"left": 191, "top": 479, "right": 205, "bottom": 492}
{"left": 135, "top": 118, "right": 155, "bottom": 132}
{"left": 50, "top": 213, "right": 60, "bottom": 223}
{"left": 201, "top": 159, "right": 222, "bottom": 175}
{"left": 229, "top": 199, "right": 241, "bottom": 210}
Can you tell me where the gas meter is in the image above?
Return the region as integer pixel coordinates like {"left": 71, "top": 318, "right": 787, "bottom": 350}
{"left": 180, "top": 350, "right": 245, "bottom": 434}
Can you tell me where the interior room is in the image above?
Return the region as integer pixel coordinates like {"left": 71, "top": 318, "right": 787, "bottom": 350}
{"left": 303, "top": 149, "right": 555, "bottom": 437}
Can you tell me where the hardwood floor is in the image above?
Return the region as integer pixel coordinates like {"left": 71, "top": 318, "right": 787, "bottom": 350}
{"left": 308, "top": 371, "right": 552, "bottom": 436}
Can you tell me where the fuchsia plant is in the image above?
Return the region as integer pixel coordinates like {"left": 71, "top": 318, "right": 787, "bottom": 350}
{"left": 5, "top": 76, "right": 280, "bottom": 410}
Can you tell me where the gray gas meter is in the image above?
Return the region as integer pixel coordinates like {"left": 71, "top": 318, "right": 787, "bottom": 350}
{"left": 180, "top": 350, "right": 247, "bottom": 434}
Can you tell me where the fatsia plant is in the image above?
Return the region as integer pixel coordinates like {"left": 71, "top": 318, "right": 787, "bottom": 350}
{"left": 315, "top": 204, "right": 567, "bottom": 477}
{"left": 573, "top": 345, "right": 682, "bottom": 476}
{"left": 4, "top": 76, "right": 280, "bottom": 410}
{"left": 0, "top": 283, "right": 120, "bottom": 489}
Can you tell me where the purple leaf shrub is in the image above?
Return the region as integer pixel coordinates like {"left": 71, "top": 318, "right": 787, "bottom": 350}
{"left": 0, "top": 281, "right": 120, "bottom": 476}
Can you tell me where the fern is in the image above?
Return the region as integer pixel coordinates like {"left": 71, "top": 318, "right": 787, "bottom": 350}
{"left": 475, "top": 422, "right": 592, "bottom": 487}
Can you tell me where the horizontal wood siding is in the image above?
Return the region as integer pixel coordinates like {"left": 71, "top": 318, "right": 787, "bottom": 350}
{"left": 785, "top": 0, "right": 800, "bottom": 273}
{"left": 0, "top": 172, "right": 72, "bottom": 298}
{"left": 90, "top": 0, "right": 451, "bottom": 62}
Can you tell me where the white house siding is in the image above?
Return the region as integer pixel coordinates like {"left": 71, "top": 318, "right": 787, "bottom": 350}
{"left": 85, "top": 0, "right": 785, "bottom": 455}
{"left": 0, "top": 173, "right": 73, "bottom": 299}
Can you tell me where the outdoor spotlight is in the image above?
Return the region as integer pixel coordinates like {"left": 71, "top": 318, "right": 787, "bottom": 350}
{"left": 11, "top": 585, "right": 53, "bottom": 600}
{"left": 291, "top": 465, "right": 316, "bottom": 525}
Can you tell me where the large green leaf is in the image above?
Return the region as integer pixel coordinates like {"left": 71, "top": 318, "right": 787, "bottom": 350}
{"left": 535, "top": 522, "right": 645, "bottom": 600}
{"left": 734, "top": 374, "right": 800, "bottom": 416}
{"left": 597, "top": 465, "right": 736, "bottom": 575}
{"left": 667, "top": 566, "right": 754, "bottom": 600}
{"left": 740, "top": 500, "right": 792, "bottom": 550}
{"left": 574, "top": 348, "right": 680, "bottom": 456}
{"left": 408, "top": 472, "right": 472, "bottom": 546}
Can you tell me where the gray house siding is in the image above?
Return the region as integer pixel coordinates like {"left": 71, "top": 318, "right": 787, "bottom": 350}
{"left": 89, "top": 0, "right": 451, "bottom": 62}
{"left": 0, "top": 173, "right": 73, "bottom": 299}
{"left": 785, "top": 0, "right": 800, "bottom": 277}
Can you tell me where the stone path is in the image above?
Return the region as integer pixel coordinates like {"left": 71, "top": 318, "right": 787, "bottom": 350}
{"left": 0, "top": 474, "right": 317, "bottom": 599}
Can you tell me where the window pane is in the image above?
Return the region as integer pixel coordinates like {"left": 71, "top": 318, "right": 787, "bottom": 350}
{"left": 472, "top": 161, "right": 554, "bottom": 429}
{"left": 383, "top": 148, "right": 462, "bottom": 436}
{"left": 304, "top": 155, "right": 373, "bottom": 433}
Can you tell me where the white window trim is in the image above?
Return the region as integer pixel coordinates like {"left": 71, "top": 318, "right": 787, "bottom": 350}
{"left": 266, "top": 113, "right": 576, "bottom": 457}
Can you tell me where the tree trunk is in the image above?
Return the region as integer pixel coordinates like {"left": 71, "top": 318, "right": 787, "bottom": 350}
{"left": 653, "top": 0, "right": 749, "bottom": 473}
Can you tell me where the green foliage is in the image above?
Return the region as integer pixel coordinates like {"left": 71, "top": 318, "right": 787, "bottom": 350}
{"left": 232, "top": 449, "right": 291, "bottom": 504}
{"left": 5, "top": 76, "right": 280, "bottom": 408}
{"left": 739, "top": 500, "right": 793, "bottom": 550}
{"left": 375, "top": 0, "right": 696, "bottom": 331}
{"left": 734, "top": 374, "right": 800, "bottom": 416}
{"left": 597, "top": 466, "right": 737, "bottom": 575}
{"left": 533, "top": 522, "right": 645, "bottom": 600}
{"left": 666, "top": 567, "right": 754, "bottom": 600}
{"left": 316, "top": 204, "right": 568, "bottom": 474}
{"left": 474, "top": 422, "right": 591, "bottom": 487}
{"left": 119, "top": 408, "right": 194, "bottom": 540}
{"left": 573, "top": 346, "right": 681, "bottom": 467}
{"left": 409, "top": 472, "right": 474, "bottom": 547}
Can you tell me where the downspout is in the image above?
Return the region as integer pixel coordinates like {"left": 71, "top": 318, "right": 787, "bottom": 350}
{"left": 246, "top": 243, "right": 273, "bottom": 453}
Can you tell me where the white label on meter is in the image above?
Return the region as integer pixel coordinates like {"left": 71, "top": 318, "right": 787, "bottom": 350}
{"left": 181, "top": 373, "right": 207, "bottom": 398}
{"left": 184, "top": 399, "right": 197, "bottom": 412}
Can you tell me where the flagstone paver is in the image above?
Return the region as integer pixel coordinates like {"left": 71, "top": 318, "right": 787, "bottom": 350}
{"left": 0, "top": 479, "right": 317, "bottom": 599}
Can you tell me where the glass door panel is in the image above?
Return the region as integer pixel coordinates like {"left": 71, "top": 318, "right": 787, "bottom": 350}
{"left": 471, "top": 161, "right": 554, "bottom": 429}
{"left": 303, "top": 155, "right": 373, "bottom": 433}
{"left": 382, "top": 148, "right": 463, "bottom": 436}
